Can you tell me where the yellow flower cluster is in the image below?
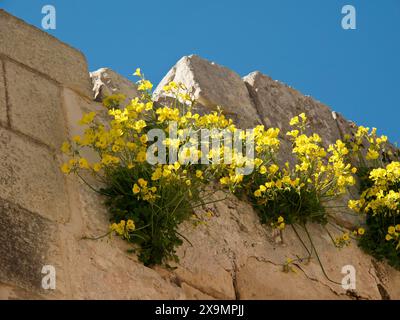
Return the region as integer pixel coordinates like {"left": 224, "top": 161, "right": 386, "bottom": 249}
{"left": 349, "top": 162, "right": 400, "bottom": 214}
{"left": 289, "top": 114, "right": 355, "bottom": 195}
{"left": 110, "top": 219, "right": 135, "bottom": 239}
{"left": 132, "top": 178, "right": 158, "bottom": 202}
{"left": 250, "top": 113, "right": 356, "bottom": 205}
{"left": 334, "top": 232, "right": 351, "bottom": 248}
{"left": 386, "top": 225, "right": 400, "bottom": 250}
{"left": 270, "top": 216, "right": 286, "bottom": 230}
{"left": 344, "top": 125, "right": 389, "bottom": 163}
{"left": 60, "top": 67, "right": 397, "bottom": 266}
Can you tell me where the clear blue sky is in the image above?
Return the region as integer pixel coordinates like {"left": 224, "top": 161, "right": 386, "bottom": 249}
{"left": 1, "top": 0, "right": 399, "bottom": 144}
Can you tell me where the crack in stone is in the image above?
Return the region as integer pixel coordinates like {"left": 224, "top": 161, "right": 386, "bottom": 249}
{"left": 370, "top": 259, "right": 391, "bottom": 300}
{"left": 244, "top": 81, "right": 267, "bottom": 128}
{"left": 230, "top": 253, "right": 240, "bottom": 300}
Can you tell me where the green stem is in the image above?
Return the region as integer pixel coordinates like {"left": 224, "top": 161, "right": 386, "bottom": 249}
{"left": 303, "top": 223, "right": 341, "bottom": 285}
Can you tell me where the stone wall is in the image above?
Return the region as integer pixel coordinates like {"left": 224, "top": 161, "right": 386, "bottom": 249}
{"left": 0, "top": 10, "right": 186, "bottom": 299}
{"left": 1, "top": 10, "right": 400, "bottom": 300}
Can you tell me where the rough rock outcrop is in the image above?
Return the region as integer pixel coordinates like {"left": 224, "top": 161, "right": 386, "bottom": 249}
{"left": 90, "top": 67, "right": 139, "bottom": 103}
{"left": 153, "top": 55, "right": 262, "bottom": 128}
{"left": 243, "top": 71, "right": 354, "bottom": 162}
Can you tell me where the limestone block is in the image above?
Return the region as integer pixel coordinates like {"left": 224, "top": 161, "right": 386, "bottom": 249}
{"left": 0, "top": 127, "right": 70, "bottom": 222}
{"left": 153, "top": 55, "right": 261, "bottom": 128}
{"left": 62, "top": 88, "right": 103, "bottom": 163}
{"left": 0, "top": 10, "right": 92, "bottom": 97}
{"left": 0, "top": 198, "right": 61, "bottom": 294}
{"left": 5, "top": 61, "right": 65, "bottom": 150}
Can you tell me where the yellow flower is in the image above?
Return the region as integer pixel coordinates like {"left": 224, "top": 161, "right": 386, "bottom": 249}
{"left": 196, "top": 170, "right": 203, "bottom": 178}
{"left": 299, "top": 113, "right": 306, "bottom": 122}
{"left": 342, "top": 233, "right": 350, "bottom": 241}
{"left": 254, "top": 190, "right": 262, "bottom": 197}
{"left": 386, "top": 234, "right": 393, "bottom": 241}
{"left": 286, "top": 130, "right": 299, "bottom": 138}
{"left": 254, "top": 158, "right": 263, "bottom": 167}
{"left": 358, "top": 228, "right": 365, "bottom": 235}
{"left": 220, "top": 177, "right": 230, "bottom": 185}
{"left": 185, "top": 180, "right": 191, "bottom": 186}
{"left": 133, "top": 68, "right": 141, "bottom": 77}
{"left": 132, "top": 120, "right": 147, "bottom": 132}
{"left": 136, "top": 151, "right": 147, "bottom": 162}
{"left": 79, "top": 111, "right": 96, "bottom": 125}
{"left": 68, "top": 158, "right": 77, "bottom": 166}
{"left": 278, "top": 223, "right": 285, "bottom": 230}
{"left": 126, "top": 219, "right": 135, "bottom": 231}
{"left": 366, "top": 149, "right": 379, "bottom": 160}
{"left": 269, "top": 164, "right": 279, "bottom": 174}
{"left": 277, "top": 216, "right": 284, "bottom": 223}
{"left": 289, "top": 116, "right": 299, "bottom": 126}
{"left": 140, "top": 134, "right": 148, "bottom": 144}
{"left": 170, "top": 162, "right": 180, "bottom": 171}
{"left": 145, "top": 102, "right": 153, "bottom": 111}
{"left": 127, "top": 142, "right": 137, "bottom": 150}
{"left": 93, "top": 163, "right": 102, "bottom": 172}
{"left": 79, "top": 158, "right": 90, "bottom": 169}
{"left": 61, "top": 163, "right": 71, "bottom": 174}
{"left": 61, "top": 142, "right": 70, "bottom": 154}
{"left": 138, "top": 178, "right": 148, "bottom": 187}
{"left": 151, "top": 168, "right": 162, "bottom": 181}
{"left": 138, "top": 80, "right": 153, "bottom": 91}
{"left": 132, "top": 184, "right": 140, "bottom": 194}
{"left": 259, "top": 166, "right": 267, "bottom": 174}
{"left": 388, "top": 226, "right": 396, "bottom": 235}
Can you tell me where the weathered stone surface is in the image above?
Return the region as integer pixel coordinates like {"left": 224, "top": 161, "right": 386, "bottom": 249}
{"left": 90, "top": 68, "right": 139, "bottom": 103}
{"left": 0, "top": 60, "right": 7, "bottom": 125}
{"left": 0, "top": 10, "right": 92, "bottom": 97}
{"left": 180, "top": 283, "right": 215, "bottom": 300}
{"left": 0, "top": 281, "right": 43, "bottom": 300}
{"left": 153, "top": 55, "right": 261, "bottom": 128}
{"left": 369, "top": 261, "right": 400, "bottom": 299}
{"left": 167, "top": 187, "right": 387, "bottom": 300}
{"left": 243, "top": 71, "right": 352, "bottom": 146}
{"left": 0, "top": 198, "right": 59, "bottom": 294}
{"left": 236, "top": 257, "right": 341, "bottom": 300}
{"left": 60, "top": 178, "right": 186, "bottom": 299}
{"left": 62, "top": 88, "right": 103, "bottom": 163}
{"left": 0, "top": 127, "right": 69, "bottom": 222}
{"left": 5, "top": 61, "right": 65, "bottom": 149}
